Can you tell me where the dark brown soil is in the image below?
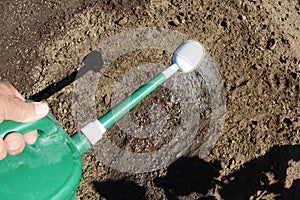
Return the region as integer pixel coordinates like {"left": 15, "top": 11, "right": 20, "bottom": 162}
{"left": 0, "top": 0, "right": 299, "bottom": 199}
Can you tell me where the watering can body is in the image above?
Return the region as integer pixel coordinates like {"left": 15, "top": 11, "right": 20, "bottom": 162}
{"left": 0, "top": 112, "right": 82, "bottom": 200}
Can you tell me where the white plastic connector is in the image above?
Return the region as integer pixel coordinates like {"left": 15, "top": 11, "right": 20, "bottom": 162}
{"left": 162, "top": 64, "right": 179, "bottom": 79}
{"left": 80, "top": 120, "right": 106, "bottom": 145}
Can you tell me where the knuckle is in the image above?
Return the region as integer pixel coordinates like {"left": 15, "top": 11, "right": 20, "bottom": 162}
{"left": 17, "top": 100, "right": 27, "bottom": 119}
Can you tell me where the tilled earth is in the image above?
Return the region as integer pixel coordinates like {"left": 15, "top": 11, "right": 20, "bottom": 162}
{"left": 0, "top": 0, "right": 299, "bottom": 199}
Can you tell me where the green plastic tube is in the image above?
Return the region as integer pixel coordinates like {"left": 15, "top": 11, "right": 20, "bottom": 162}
{"left": 99, "top": 73, "right": 166, "bottom": 129}
{"left": 77, "top": 64, "right": 179, "bottom": 153}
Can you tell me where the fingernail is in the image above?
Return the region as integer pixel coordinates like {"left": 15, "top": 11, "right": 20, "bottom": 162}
{"left": 6, "top": 139, "right": 21, "bottom": 151}
{"left": 35, "top": 103, "right": 49, "bottom": 115}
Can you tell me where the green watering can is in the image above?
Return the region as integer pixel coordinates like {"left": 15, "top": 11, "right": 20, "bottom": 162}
{"left": 0, "top": 40, "right": 205, "bottom": 199}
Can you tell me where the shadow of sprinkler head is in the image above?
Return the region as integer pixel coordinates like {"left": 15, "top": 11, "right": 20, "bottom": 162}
{"left": 77, "top": 50, "right": 104, "bottom": 77}
{"left": 30, "top": 50, "right": 103, "bottom": 101}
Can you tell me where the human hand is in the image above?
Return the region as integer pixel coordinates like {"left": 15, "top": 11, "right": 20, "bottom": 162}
{"left": 0, "top": 82, "right": 49, "bottom": 160}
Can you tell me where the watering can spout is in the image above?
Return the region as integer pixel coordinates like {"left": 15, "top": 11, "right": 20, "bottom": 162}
{"left": 71, "top": 40, "right": 205, "bottom": 156}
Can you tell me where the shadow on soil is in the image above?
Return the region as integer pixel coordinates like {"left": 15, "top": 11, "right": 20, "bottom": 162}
{"left": 93, "top": 145, "right": 300, "bottom": 200}
{"left": 219, "top": 144, "right": 300, "bottom": 200}
{"left": 93, "top": 180, "right": 146, "bottom": 200}
{"left": 30, "top": 50, "right": 103, "bottom": 101}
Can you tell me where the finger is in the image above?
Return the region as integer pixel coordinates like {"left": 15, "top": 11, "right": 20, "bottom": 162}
{"left": 12, "top": 88, "right": 25, "bottom": 101}
{"left": 23, "top": 130, "right": 38, "bottom": 145}
{"left": 0, "top": 97, "right": 49, "bottom": 123}
{"left": 0, "top": 81, "right": 15, "bottom": 96}
{"left": 0, "top": 82, "right": 25, "bottom": 101}
{"left": 4, "top": 132, "right": 25, "bottom": 155}
{"left": 22, "top": 102, "right": 49, "bottom": 123}
{"left": 4, "top": 82, "right": 25, "bottom": 101}
{"left": 0, "top": 137, "right": 7, "bottom": 160}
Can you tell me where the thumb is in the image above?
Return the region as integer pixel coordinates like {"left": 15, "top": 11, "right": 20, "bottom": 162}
{"left": 0, "top": 97, "right": 49, "bottom": 123}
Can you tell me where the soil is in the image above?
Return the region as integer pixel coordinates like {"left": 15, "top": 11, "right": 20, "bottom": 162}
{"left": 0, "top": 0, "right": 299, "bottom": 199}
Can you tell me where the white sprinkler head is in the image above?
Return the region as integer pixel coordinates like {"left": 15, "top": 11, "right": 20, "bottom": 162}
{"left": 173, "top": 40, "right": 205, "bottom": 73}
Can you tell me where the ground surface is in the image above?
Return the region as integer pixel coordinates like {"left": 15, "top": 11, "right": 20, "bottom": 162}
{"left": 0, "top": 0, "right": 299, "bottom": 199}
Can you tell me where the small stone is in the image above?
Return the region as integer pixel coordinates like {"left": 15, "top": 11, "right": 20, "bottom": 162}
{"left": 169, "top": 19, "right": 180, "bottom": 26}
{"left": 229, "top": 158, "right": 236, "bottom": 169}
{"left": 250, "top": 64, "right": 262, "bottom": 70}
{"left": 267, "top": 38, "right": 277, "bottom": 50}
{"left": 179, "top": 17, "right": 185, "bottom": 23}
{"left": 248, "top": 37, "right": 255, "bottom": 45}
{"left": 102, "top": 94, "right": 111, "bottom": 105}
{"left": 116, "top": 16, "right": 128, "bottom": 26}
{"left": 169, "top": 18, "right": 180, "bottom": 26}
{"left": 85, "top": 31, "right": 90, "bottom": 37}
{"left": 238, "top": 14, "right": 246, "bottom": 20}
{"left": 244, "top": 4, "right": 249, "bottom": 12}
